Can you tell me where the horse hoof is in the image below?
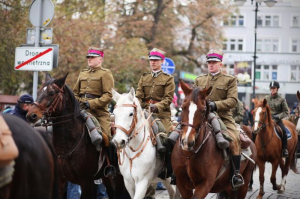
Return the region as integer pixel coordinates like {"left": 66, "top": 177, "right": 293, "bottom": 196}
{"left": 256, "top": 195, "right": 262, "bottom": 199}
{"left": 277, "top": 186, "right": 285, "bottom": 194}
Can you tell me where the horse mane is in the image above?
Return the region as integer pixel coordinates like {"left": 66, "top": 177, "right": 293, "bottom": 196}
{"left": 265, "top": 103, "right": 274, "bottom": 126}
{"left": 190, "top": 87, "right": 210, "bottom": 119}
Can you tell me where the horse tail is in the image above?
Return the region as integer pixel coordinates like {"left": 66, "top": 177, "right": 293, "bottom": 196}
{"left": 290, "top": 140, "right": 299, "bottom": 174}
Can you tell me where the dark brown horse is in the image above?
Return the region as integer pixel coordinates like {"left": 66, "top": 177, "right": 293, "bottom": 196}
{"left": 171, "top": 80, "right": 257, "bottom": 199}
{"left": 26, "top": 73, "right": 125, "bottom": 199}
{"left": 252, "top": 98, "right": 299, "bottom": 199}
{"left": 0, "top": 114, "right": 58, "bottom": 199}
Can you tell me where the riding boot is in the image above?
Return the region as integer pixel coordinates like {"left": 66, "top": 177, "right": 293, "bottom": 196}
{"left": 104, "top": 143, "right": 117, "bottom": 177}
{"left": 208, "top": 112, "right": 230, "bottom": 149}
{"left": 153, "top": 118, "right": 167, "bottom": 153}
{"left": 215, "top": 132, "right": 230, "bottom": 149}
{"left": 282, "top": 131, "right": 288, "bottom": 157}
{"left": 231, "top": 155, "right": 244, "bottom": 190}
{"left": 80, "top": 110, "right": 102, "bottom": 151}
{"left": 167, "top": 123, "right": 181, "bottom": 145}
{"left": 170, "top": 173, "right": 176, "bottom": 185}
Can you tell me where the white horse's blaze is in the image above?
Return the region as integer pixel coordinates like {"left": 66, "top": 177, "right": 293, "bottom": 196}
{"left": 254, "top": 107, "right": 262, "bottom": 131}
{"left": 186, "top": 102, "right": 197, "bottom": 139}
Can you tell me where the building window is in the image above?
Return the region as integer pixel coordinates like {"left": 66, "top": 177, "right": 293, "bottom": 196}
{"left": 291, "top": 39, "right": 300, "bottom": 53}
{"left": 223, "top": 15, "right": 244, "bottom": 27}
{"left": 257, "top": 15, "right": 280, "bottom": 27}
{"left": 224, "top": 64, "right": 235, "bottom": 76}
{"left": 257, "top": 38, "right": 279, "bottom": 52}
{"left": 291, "top": 65, "right": 300, "bottom": 82}
{"left": 223, "top": 38, "right": 243, "bottom": 51}
{"left": 256, "top": 65, "right": 278, "bottom": 81}
{"left": 292, "top": 15, "right": 300, "bottom": 27}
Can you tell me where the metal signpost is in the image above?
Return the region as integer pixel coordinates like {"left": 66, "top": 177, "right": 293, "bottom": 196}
{"left": 161, "top": 58, "right": 176, "bottom": 75}
{"left": 14, "top": 0, "right": 57, "bottom": 100}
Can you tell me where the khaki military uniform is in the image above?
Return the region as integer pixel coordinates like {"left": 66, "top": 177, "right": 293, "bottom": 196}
{"left": 265, "top": 93, "right": 289, "bottom": 122}
{"left": 73, "top": 67, "right": 114, "bottom": 138}
{"left": 231, "top": 99, "right": 245, "bottom": 125}
{"left": 194, "top": 72, "right": 241, "bottom": 153}
{"left": 136, "top": 71, "right": 175, "bottom": 132}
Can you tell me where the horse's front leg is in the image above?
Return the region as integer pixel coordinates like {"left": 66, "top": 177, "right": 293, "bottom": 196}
{"left": 161, "top": 178, "right": 176, "bottom": 199}
{"left": 256, "top": 161, "right": 265, "bottom": 199}
{"left": 193, "top": 180, "right": 214, "bottom": 199}
{"left": 133, "top": 180, "right": 149, "bottom": 199}
{"left": 270, "top": 161, "right": 280, "bottom": 191}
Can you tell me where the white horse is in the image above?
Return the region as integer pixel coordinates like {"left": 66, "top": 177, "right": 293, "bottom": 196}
{"left": 112, "top": 88, "right": 176, "bottom": 199}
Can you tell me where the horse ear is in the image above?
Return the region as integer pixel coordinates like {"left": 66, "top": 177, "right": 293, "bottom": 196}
{"left": 45, "top": 73, "right": 52, "bottom": 82}
{"left": 262, "top": 98, "right": 267, "bottom": 107}
{"left": 199, "top": 87, "right": 212, "bottom": 99}
{"left": 179, "top": 79, "right": 192, "bottom": 96}
{"left": 112, "top": 89, "right": 121, "bottom": 102}
{"left": 297, "top": 91, "right": 300, "bottom": 101}
{"left": 129, "top": 87, "right": 136, "bottom": 100}
{"left": 55, "top": 73, "right": 68, "bottom": 88}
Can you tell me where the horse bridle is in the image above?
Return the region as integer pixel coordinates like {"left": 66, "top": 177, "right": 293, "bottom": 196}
{"left": 33, "top": 83, "right": 73, "bottom": 126}
{"left": 113, "top": 103, "right": 138, "bottom": 139}
{"left": 253, "top": 108, "right": 270, "bottom": 135}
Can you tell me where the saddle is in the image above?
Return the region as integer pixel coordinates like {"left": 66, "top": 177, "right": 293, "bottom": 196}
{"left": 235, "top": 124, "right": 252, "bottom": 149}
{"left": 0, "top": 115, "right": 19, "bottom": 167}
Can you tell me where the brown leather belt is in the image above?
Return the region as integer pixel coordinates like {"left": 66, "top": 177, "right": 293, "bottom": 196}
{"left": 145, "top": 99, "right": 160, "bottom": 104}
{"left": 80, "top": 93, "right": 100, "bottom": 99}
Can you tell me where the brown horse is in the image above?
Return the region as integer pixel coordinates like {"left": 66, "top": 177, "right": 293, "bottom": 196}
{"left": 288, "top": 91, "right": 300, "bottom": 134}
{"left": 171, "top": 80, "right": 257, "bottom": 199}
{"left": 0, "top": 114, "right": 58, "bottom": 199}
{"left": 252, "top": 98, "right": 299, "bottom": 199}
{"left": 26, "top": 73, "right": 125, "bottom": 199}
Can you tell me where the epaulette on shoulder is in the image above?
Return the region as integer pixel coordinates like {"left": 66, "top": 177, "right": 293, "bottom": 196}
{"left": 162, "top": 72, "right": 171, "bottom": 76}
{"left": 100, "top": 68, "right": 109, "bottom": 71}
{"left": 197, "top": 74, "right": 208, "bottom": 78}
{"left": 81, "top": 68, "right": 89, "bottom": 72}
{"left": 142, "top": 72, "right": 151, "bottom": 76}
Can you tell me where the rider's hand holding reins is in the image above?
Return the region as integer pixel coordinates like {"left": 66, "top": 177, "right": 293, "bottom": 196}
{"left": 81, "top": 101, "right": 90, "bottom": 109}
{"left": 209, "top": 101, "right": 217, "bottom": 112}
{"left": 150, "top": 104, "right": 158, "bottom": 113}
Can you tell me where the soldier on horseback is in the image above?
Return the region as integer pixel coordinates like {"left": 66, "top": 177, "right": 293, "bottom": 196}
{"left": 136, "top": 48, "right": 175, "bottom": 199}
{"left": 73, "top": 47, "right": 116, "bottom": 176}
{"left": 265, "top": 81, "right": 289, "bottom": 157}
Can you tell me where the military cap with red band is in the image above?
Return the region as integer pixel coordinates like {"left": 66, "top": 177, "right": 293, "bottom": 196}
{"left": 86, "top": 47, "right": 104, "bottom": 58}
{"left": 148, "top": 48, "right": 166, "bottom": 60}
{"left": 206, "top": 49, "right": 224, "bottom": 62}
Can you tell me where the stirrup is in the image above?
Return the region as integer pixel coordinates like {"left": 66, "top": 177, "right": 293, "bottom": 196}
{"left": 231, "top": 173, "right": 244, "bottom": 191}
{"left": 282, "top": 149, "right": 289, "bottom": 158}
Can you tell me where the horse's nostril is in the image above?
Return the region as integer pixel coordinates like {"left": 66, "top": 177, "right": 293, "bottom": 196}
{"left": 121, "top": 140, "right": 126, "bottom": 146}
{"left": 31, "top": 114, "right": 37, "bottom": 120}
{"left": 188, "top": 140, "right": 195, "bottom": 148}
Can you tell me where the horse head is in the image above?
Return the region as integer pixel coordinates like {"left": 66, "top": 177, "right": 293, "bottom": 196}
{"left": 112, "top": 87, "right": 145, "bottom": 150}
{"left": 27, "top": 73, "right": 79, "bottom": 125}
{"left": 179, "top": 79, "right": 211, "bottom": 151}
{"left": 253, "top": 98, "right": 272, "bottom": 134}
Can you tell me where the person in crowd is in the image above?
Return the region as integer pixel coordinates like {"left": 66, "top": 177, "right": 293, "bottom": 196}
{"left": 2, "top": 106, "right": 13, "bottom": 114}
{"left": 231, "top": 99, "right": 245, "bottom": 125}
{"left": 10, "top": 93, "right": 34, "bottom": 121}
{"left": 265, "top": 81, "right": 289, "bottom": 157}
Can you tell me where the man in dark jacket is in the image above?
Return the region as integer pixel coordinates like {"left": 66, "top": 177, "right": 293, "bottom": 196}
{"left": 10, "top": 94, "right": 34, "bottom": 122}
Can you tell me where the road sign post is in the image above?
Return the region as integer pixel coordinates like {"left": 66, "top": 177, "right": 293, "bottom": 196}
{"left": 161, "top": 58, "right": 176, "bottom": 75}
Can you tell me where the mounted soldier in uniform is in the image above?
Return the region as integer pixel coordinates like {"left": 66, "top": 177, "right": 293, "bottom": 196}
{"left": 73, "top": 47, "right": 116, "bottom": 176}
{"left": 264, "top": 81, "right": 289, "bottom": 157}
{"left": 136, "top": 48, "right": 175, "bottom": 199}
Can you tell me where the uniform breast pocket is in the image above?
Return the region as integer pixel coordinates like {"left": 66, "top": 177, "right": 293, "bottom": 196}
{"left": 80, "top": 77, "right": 88, "bottom": 88}
{"left": 216, "top": 86, "right": 228, "bottom": 99}
{"left": 142, "top": 82, "right": 153, "bottom": 96}
{"left": 198, "top": 85, "right": 206, "bottom": 90}
{"left": 90, "top": 77, "right": 102, "bottom": 90}
{"left": 154, "top": 81, "right": 166, "bottom": 97}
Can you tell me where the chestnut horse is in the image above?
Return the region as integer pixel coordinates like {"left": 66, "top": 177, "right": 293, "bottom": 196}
{"left": 0, "top": 114, "right": 58, "bottom": 199}
{"left": 172, "top": 80, "right": 257, "bottom": 199}
{"left": 252, "top": 98, "right": 299, "bottom": 199}
{"left": 26, "top": 73, "right": 125, "bottom": 199}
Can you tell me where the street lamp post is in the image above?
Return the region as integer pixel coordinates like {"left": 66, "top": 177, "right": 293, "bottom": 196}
{"left": 234, "top": 0, "right": 277, "bottom": 110}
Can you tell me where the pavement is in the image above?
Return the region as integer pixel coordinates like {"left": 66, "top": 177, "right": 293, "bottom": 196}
{"left": 155, "top": 161, "right": 300, "bottom": 199}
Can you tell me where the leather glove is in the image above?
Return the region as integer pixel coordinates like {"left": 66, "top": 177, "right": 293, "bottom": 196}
{"left": 272, "top": 115, "right": 279, "bottom": 120}
{"left": 209, "top": 101, "right": 217, "bottom": 112}
{"left": 150, "top": 104, "right": 158, "bottom": 113}
{"left": 82, "top": 101, "right": 90, "bottom": 110}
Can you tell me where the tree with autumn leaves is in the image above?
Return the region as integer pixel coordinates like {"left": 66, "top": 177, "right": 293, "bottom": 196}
{"left": 0, "top": 0, "right": 234, "bottom": 94}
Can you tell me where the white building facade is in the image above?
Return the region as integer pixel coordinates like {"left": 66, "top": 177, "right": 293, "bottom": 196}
{"left": 222, "top": 0, "right": 300, "bottom": 109}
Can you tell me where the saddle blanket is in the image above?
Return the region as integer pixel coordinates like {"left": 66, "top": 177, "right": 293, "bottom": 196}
{"left": 274, "top": 127, "right": 292, "bottom": 140}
